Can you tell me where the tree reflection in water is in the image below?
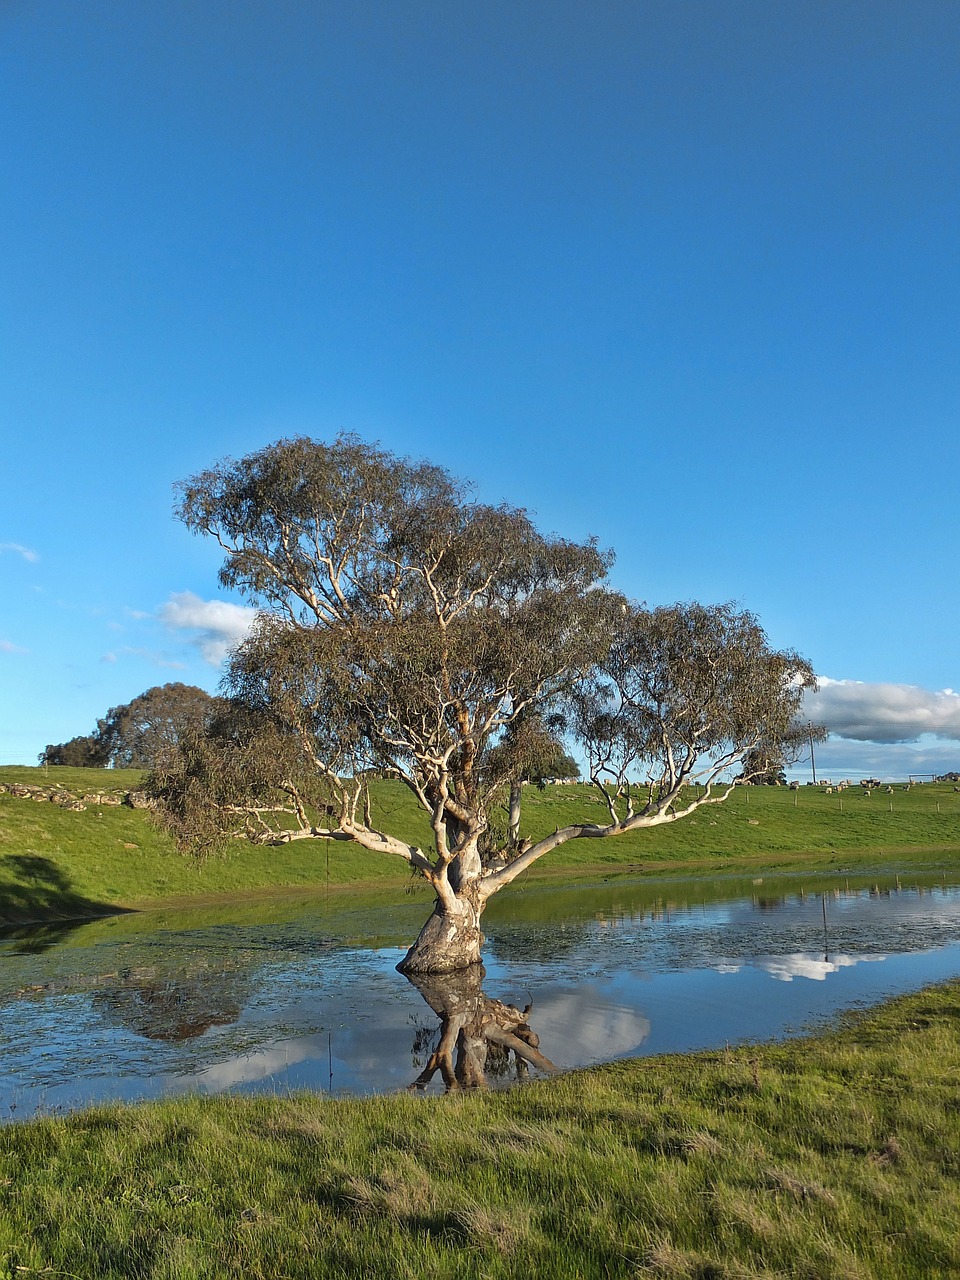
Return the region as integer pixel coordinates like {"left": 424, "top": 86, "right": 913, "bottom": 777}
{"left": 405, "top": 967, "right": 558, "bottom": 1092}
{"left": 92, "top": 965, "right": 251, "bottom": 1042}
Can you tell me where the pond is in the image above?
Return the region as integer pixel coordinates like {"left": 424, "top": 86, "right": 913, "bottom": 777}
{"left": 3, "top": 866, "right": 960, "bottom": 1118}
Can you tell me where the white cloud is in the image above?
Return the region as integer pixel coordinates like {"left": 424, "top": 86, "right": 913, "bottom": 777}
{"left": 0, "top": 542, "right": 39, "bottom": 563}
{"left": 756, "top": 952, "right": 885, "bottom": 983}
{"left": 803, "top": 678, "right": 960, "bottom": 744}
{"left": 159, "top": 591, "right": 259, "bottom": 666}
{"left": 795, "top": 737, "right": 960, "bottom": 784}
{"left": 0, "top": 639, "right": 28, "bottom": 654}
{"left": 100, "top": 646, "right": 186, "bottom": 670}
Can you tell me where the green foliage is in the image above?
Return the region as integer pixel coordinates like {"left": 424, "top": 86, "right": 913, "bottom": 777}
{"left": 38, "top": 684, "right": 220, "bottom": 771}
{"left": 737, "top": 744, "right": 789, "bottom": 785}
{"left": 167, "top": 434, "right": 617, "bottom": 874}
{"left": 38, "top": 734, "right": 110, "bottom": 768}
{"left": 484, "top": 713, "right": 580, "bottom": 785}
{"left": 98, "top": 683, "right": 220, "bottom": 768}
{"left": 573, "top": 601, "right": 817, "bottom": 794}
{"left": 2, "top": 981, "right": 959, "bottom": 1277}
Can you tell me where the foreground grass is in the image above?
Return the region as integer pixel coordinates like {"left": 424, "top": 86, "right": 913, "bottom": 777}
{"left": 2, "top": 766, "right": 960, "bottom": 923}
{"left": 2, "top": 982, "right": 959, "bottom": 1278}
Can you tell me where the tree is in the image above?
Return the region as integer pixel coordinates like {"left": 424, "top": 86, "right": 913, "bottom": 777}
{"left": 39, "top": 684, "right": 220, "bottom": 771}
{"left": 39, "top": 734, "right": 111, "bottom": 768}
{"left": 484, "top": 711, "right": 580, "bottom": 842}
{"left": 736, "top": 744, "right": 788, "bottom": 786}
{"left": 97, "top": 684, "right": 220, "bottom": 769}
{"left": 149, "top": 434, "right": 819, "bottom": 974}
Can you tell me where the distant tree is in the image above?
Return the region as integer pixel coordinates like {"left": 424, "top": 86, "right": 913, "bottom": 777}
{"left": 97, "top": 684, "right": 220, "bottom": 768}
{"left": 39, "top": 684, "right": 220, "bottom": 771}
{"left": 736, "top": 744, "right": 789, "bottom": 786}
{"left": 484, "top": 712, "right": 580, "bottom": 842}
{"left": 39, "top": 734, "right": 110, "bottom": 768}
{"left": 148, "top": 434, "right": 820, "bottom": 974}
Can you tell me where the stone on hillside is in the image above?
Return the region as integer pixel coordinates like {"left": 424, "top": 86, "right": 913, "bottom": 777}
{"left": 124, "top": 790, "right": 153, "bottom": 809}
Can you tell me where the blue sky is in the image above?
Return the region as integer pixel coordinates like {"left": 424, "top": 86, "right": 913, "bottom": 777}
{"left": 2, "top": 0, "right": 958, "bottom": 780}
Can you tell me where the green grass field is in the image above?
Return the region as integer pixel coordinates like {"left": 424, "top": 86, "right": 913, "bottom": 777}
{"left": 2, "top": 980, "right": 958, "bottom": 1278}
{"left": 2, "top": 766, "right": 959, "bottom": 923}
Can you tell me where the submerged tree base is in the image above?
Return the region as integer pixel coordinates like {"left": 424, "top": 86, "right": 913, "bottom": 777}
{"left": 396, "top": 897, "right": 485, "bottom": 974}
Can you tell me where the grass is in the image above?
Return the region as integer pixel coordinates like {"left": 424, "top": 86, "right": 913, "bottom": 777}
{"left": 0, "top": 768, "right": 426, "bottom": 922}
{"left": 2, "top": 767, "right": 960, "bottom": 923}
{"left": 1, "top": 979, "right": 959, "bottom": 1278}
{"left": 523, "top": 778, "right": 960, "bottom": 868}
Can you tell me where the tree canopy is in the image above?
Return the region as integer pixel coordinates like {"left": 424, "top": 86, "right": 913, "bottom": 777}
{"left": 737, "top": 744, "right": 789, "bottom": 786}
{"left": 40, "top": 684, "right": 219, "bottom": 770}
{"left": 98, "top": 683, "right": 220, "bottom": 769}
{"left": 39, "top": 734, "right": 111, "bottom": 769}
{"left": 151, "top": 434, "right": 820, "bottom": 973}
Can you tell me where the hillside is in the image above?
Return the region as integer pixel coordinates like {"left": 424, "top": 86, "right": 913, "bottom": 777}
{"left": 2, "top": 766, "right": 959, "bottom": 924}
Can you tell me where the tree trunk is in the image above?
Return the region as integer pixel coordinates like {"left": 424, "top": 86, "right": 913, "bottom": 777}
{"left": 507, "top": 780, "right": 522, "bottom": 843}
{"left": 397, "top": 886, "right": 485, "bottom": 974}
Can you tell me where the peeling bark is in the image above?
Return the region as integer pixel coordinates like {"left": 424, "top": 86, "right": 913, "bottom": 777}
{"left": 397, "top": 887, "right": 485, "bottom": 974}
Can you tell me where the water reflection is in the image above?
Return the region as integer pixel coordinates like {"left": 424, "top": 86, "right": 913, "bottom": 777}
{"left": 92, "top": 966, "right": 252, "bottom": 1042}
{"left": 720, "top": 952, "right": 886, "bottom": 982}
{"left": 4, "top": 873, "right": 960, "bottom": 1117}
{"left": 405, "top": 968, "right": 557, "bottom": 1091}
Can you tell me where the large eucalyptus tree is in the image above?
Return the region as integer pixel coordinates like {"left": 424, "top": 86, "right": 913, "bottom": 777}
{"left": 151, "top": 434, "right": 818, "bottom": 973}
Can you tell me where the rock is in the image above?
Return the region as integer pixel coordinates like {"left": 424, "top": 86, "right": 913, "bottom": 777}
{"left": 123, "top": 790, "right": 153, "bottom": 809}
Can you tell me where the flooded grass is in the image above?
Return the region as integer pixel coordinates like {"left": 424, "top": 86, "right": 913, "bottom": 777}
{"left": 1, "top": 980, "right": 958, "bottom": 1278}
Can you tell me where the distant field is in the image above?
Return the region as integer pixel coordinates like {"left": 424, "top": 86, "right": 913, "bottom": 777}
{"left": 2, "top": 765, "right": 959, "bottom": 923}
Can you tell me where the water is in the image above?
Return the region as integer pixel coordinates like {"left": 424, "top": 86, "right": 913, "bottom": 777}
{"left": 3, "top": 869, "right": 960, "bottom": 1117}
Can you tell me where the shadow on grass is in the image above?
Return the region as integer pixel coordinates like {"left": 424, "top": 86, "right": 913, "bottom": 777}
{"left": 0, "top": 854, "right": 131, "bottom": 951}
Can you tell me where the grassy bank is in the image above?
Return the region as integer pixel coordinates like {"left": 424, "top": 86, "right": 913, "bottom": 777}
{"left": 2, "top": 766, "right": 960, "bottom": 922}
{"left": 0, "top": 767, "right": 421, "bottom": 922}
{"left": 1, "top": 980, "right": 958, "bottom": 1278}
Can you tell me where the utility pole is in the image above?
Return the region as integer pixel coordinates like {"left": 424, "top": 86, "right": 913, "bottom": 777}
{"left": 808, "top": 721, "right": 817, "bottom": 786}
